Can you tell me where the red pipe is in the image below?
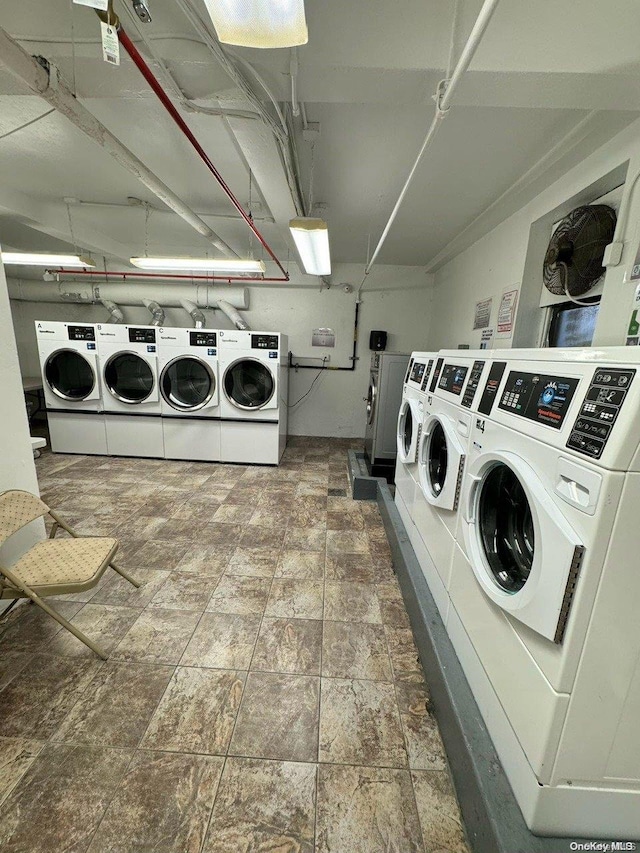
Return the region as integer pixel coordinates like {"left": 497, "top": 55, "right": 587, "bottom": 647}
{"left": 53, "top": 269, "right": 289, "bottom": 282}
{"left": 117, "top": 26, "right": 289, "bottom": 281}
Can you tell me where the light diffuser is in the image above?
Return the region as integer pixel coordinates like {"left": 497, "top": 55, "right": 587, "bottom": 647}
{"left": 203, "top": 0, "right": 308, "bottom": 48}
{"left": 130, "top": 257, "right": 266, "bottom": 273}
{"left": 0, "top": 252, "right": 96, "bottom": 268}
{"left": 289, "top": 217, "right": 331, "bottom": 276}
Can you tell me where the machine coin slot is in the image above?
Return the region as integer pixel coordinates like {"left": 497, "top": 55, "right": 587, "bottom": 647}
{"left": 461, "top": 359, "right": 486, "bottom": 408}
{"left": 477, "top": 361, "right": 507, "bottom": 416}
{"left": 429, "top": 358, "right": 444, "bottom": 393}
{"left": 420, "top": 359, "right": 434, "bottom": 391}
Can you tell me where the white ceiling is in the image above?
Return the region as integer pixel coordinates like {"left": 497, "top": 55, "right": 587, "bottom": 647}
{"left": 0, "top": 0, "right": 639, "bottom": 275}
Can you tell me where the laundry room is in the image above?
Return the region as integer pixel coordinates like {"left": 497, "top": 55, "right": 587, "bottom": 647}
{"left": 2, "top": 2, "right": 640, "bottom": 852}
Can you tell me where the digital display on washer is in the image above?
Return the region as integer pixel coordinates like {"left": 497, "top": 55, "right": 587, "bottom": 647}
{"left": 461, "top": 360, "right": 486, "bottom": 409}
{"left": 420, "top": 359, "right": 434, "bottom": 391}
{"left": 129, "top": 327, "right": 156, "bottom": 344}
{"left": 67, "top": 325, "right": 95, "bottom": 342}
{"left": 190, "top": 332, "right": 217, "bottom": 347}
{"left": 567, "top": 367, "right": 635, "bottom": 459}
{"left": 409, "top": 361, "right": 426, "bottom": 385}
{"left": 438, "top": 363, "right": 468, "bottom": 396}
{"left": 498, "top": 371, "right": 579, "bottom": 429}
{"left": 251, "top": 334, "right": 279, "bottom": 350}
{"left": 477, "top": 361, "right": 507, "bottom": 416}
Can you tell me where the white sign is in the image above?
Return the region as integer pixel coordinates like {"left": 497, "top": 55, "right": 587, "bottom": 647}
{"left": 101, "top": 21, "right": 120, "bottom": 66}
{"left": 73, "top": 0, "right": 109, "bottom": 10}
{"left": 473, "top": 297, "right": 492, "bottom": 330}
{"left": 480, "top": 328, "right": 494, "bottom": 350}
{"left": 634, "top": 282, "right": 640, "bottom": 305}
{"left": 312, "top": 328, "right": 335, "bottom": 348}
{"left": 496, "top": 287, "right": 519, "bottom": 338}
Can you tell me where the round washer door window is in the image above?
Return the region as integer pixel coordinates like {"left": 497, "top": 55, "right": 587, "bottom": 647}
{"left": 427, "top": 420, "right": 448, "bottom": 496}
{"left": 104, "top": 353, "right": 154, "bottom": 403}
{"left": 224, "top": 358, "right": 275, "bottom": 410}
{"left": 367, "top": 376, "right": 377, "bottom": 425}
{"left": 45, "top": 349, "right": 95, "bottom": 400}
{"left": 161, "top": 357, "right": 215, "bottom": 411}
{"left": 478, "top": 463, "right": 534, "bottom": 593}
{"left": 402, "top": 404, "right": 414, "bottom": 457}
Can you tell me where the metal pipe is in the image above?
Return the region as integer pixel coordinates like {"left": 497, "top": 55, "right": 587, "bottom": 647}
{"left": 142, "top": 299, "right": 165, "bottom": 326}
{"left": 363, "top": 0, "right": 501, "bottom": 279}
{"left": 180, "top": 299, "right": 206, "bottom": 328}
{"left": 117, "top": 26, "right": 290, "bottom": 279}
{"left": 0, "top": 26, "right": 235, "bottom": 257}
{"left": 101, "top": 299, "right": 124, "bottom": 323}
{"left": 217, "top": 300, "right": 250, "bottom": 331}
{"left": 290, "top": 48, "right": 300, "bottom": 117}
{"left": 51, "top": 269, "right": 288, "bottom": 283}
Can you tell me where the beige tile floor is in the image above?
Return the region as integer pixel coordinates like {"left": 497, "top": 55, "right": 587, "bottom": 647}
{"left": 0, "top": 437, "right": 469, "bottom": 853}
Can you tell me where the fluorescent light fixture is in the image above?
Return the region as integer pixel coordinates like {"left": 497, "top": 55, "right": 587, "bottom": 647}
{"left": 203, "top": 0, "right": 308, "bottom": 48}
{"left": 289, "top": 217, "right": 331, "bottom": 276}
{"left": 1, "top": 252, "right": 96, "bottom": 268}
{"left": 129, "top": 257, "right": 266, "bottom": 273}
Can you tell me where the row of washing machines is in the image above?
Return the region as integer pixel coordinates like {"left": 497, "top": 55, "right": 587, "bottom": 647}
{"left": 35, "top": 321, "right": 288, "bottom": 465}
{"left": 395, "top": 347, "right": 640, "bottom": 839}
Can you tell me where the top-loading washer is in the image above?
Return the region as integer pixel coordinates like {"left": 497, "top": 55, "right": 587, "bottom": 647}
{"left": 158, "top": 327, "right": 221, "bottom": 462}
{"left": 218, "top": 330, "right": 288, "bottom": 465}
{"left": 364, "top": 351, "right": 410, "bottom": 479}
{"left": 97, "top": 324, "right": 164, "bottom": 458}
{"left": 447, "top": 347, "right": 640, "bottom": 838}
{"left": 35, "top": 320, "right": 107, "bottom": 455}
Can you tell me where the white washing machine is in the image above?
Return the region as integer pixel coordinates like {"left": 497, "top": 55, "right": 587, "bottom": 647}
{"left": 364, "top": 351, "right": 410, "bottom": 478}
{"left": 448, "top": 347, "right": 640, "bottom": 838}
{"left": 158, "top": 327, "right": 221, "bottom": 462}
{"left": 394, "top": 352, "right": 437, "bottom": 545}
{"left": 97, "top": 324, "right": 164, "bottom": 459}
{"left": 218, "top": 330, "right": 288, "bottom": 465}
{"left": 35, "top": 320, "right": 107, "bottom": 455}
{"left": 413, "top": 352, "right": 493, "bottom": 620}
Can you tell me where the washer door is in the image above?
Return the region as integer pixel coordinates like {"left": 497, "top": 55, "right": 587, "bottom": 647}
{"left": 366, "top": 373, "right": 378, "bottom": 425}
{"left": 44, "top": 349, "right": 99, "bottom": 402}
{"left": 104, "top": 352, "right": 157, "bottom": 404}
{"left": 397, "top": 398, "right": 421, "bottom": 463}
{"left": 418, "top": 413, "right": 465, "bottom": 511}
{"left": 463, "top": 451, "right": 584, "bottom": 643}
{"left": 161, "top": 356, "right": 217, "bottom": 412}
{"left": 224, "top": 358, "right": 276, "bottom": 410}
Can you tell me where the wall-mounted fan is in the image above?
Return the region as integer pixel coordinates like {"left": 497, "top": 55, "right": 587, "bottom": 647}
{"left": 543, "top": 204, "right": 617, "bottom": 300}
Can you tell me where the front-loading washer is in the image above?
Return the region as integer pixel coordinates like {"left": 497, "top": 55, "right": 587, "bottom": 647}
{"left": 218, "top": 330, "right": 288, "bottom": 465}
{"left": 35, "top": 320, "right": 107, "bottom": 455}
{"left": 97, "top": 324, "right": 164, "bottom": 458}
{"left": 447, "top": 346, "right": 640, "bottom": 838}
{"left": 158, "top": 327, "right": 221, "bottom": 462}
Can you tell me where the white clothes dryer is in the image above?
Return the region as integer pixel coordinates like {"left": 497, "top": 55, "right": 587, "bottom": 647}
{"left": 35, "top": 321, "right": 107, "bottom": 455}
{"left": 218, "top": 330, "right": 288, "bottom": 465}
{"left": 158, "top": 327, "right": 221, "bottom": 462}
{"left": 447, "top": 347, "right": 640, "bottom": 838}
{"left": 97, "top": 324, "right": 164, "bottom": 458}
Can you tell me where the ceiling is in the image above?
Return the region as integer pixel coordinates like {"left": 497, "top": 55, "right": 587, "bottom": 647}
{"left": 0, "top": 0, "right": 639, "bottom": 278}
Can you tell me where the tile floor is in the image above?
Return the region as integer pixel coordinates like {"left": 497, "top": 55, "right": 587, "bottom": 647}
{"left": 0, "top": 437, "right": 468, "bottom": 853}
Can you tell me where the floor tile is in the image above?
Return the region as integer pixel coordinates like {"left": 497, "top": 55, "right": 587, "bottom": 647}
{"left": 87, "top": 751, "right": 224, "bottom": 853}
{"left": 91, "top": 567, "right": 169, "bottom": 608}
{"left": 53, "top": 661, "right": 174, "bottom": 748}
{"left": 326, "top": 530, "right": 370, "bottom": 555}
{"left": 203, "top": 757, "right": 316, "bottom": 853}
{"left": 154, "top": 517, "right": 206, "bottom": 541}
{"left": 112, "top": 608, "right": 200, "bottom": 664}
{"left": 316, "top": 764, "right": 424, "bottom": 853}
{"left": 0, "top": 654, "right": 103, "bottom": 739}
{"left": 213, "top": 503, "right": 255, "bottom": 524}
{"left": 248, "top": 506, "right": 292, "bottom": 527}
{"left": 324, "top": 581, "right": 383, "bottom": 623}
{"left": 327, "top": 509, "right": 365, "bottom": 530}
{"left": 386, "top": 626, "right": 425, "bottom": 683}
{"left": 319, "top": 677, "right": 407, "bottom": 768}
{"left": 0, "top": 600, "right": 84, "bottom": 653}
{"left": 181, "top": 612, "right": 261, "bottom": 669}
{"left": 283, "top": 527, "right": 326, "bottom": 551}
{"left": 142, "top": 666, "right": 245, "bottom": 754}
{"left": 227, "top": 546, "right": 279, "bottom": 578}
{"left": 241, "top": 525, "right": 286, "bottom": 548}
{"left": 45, "top": 604, "right": 142, "bottom": 659}
{"left": 174, "top": 544, "right": 234, "bottom": 576}
{"left": 412, "top": 770, "right": 469, "bottom": 853}
{"left": 116, "top": 515, "right": 170, "bottom": 541}
{"left": 229, "top": 672, "right": 319, "bottom": 762}
{"left": 0, "top": 737, "right": 44, "bottom": 807}
{"left": 276, "top": 550, "right": 325, "bottom": 580}
{"left": 0, "top": 650, "right": 32, "bottom": 692}
{"left": 128, "top": 540, "right": 191, "bottom": 569}
{"left": 322, "top": 621, "right": 392, "bottom": 680}
{"left": 397, "top": 683, "right": 447, "bottom": 771}
{"left": 265, "top": 579, "right": 324, "bottom": 619}
{"left": 0, "top": 744, "right": 131, "bottom": 853}
{"left": 377, "top": 582, "right": 411, "bottom": 627}
{"left": 199, "top": 522, "right": 244, "bottom": 546}
{"left": 148, "top": 572, "right": 218, "bottom": 611}
{"left": 252, "top": 617, "right": 322, "bottom": 675}
{"left": 325, "top": 553, "right": 394, "bottom": 583}
{"left": 207, "top": 576, "right": 270, "bottom": 615}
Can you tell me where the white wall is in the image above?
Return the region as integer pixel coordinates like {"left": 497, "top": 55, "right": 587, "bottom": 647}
{"left": 429, "top": 117, "right": 640, "bottom": 351}
{"left": 0, "top": 246, "right": 44, "bottom": 569}
{"left": 8, "top": 263, "right": 435, "bottom": 438}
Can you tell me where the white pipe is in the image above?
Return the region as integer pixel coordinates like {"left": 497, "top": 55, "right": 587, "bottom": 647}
{"left": 101, "top": 299, "right": 124, "bottom": 324}
{"left": 0, "top": 26, "right": 236, "bottom": 258}
{"left": 446, "top": 0, "right": 462, "bottom": 79}
{"left": 180, "top": 299, "right": 206, "bottom": 328}
{"left": 217, "top": 300, "right": 250, "bottom": 331}
{"left": 363, "top": 0, "right": 501, "bottom": 279}
{"left": 142, "top": 299, "right": 165, "bottom": 326}
{"left": 290, "top": 48, "right": 300, "bottom": 118}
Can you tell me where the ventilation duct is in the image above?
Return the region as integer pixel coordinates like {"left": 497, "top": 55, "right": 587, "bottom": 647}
{"left": 217, "top": 300, "right": 250, "bottom": 331}
{"left": 101, "top": 299, "right": 124, "bottom": 324}
{"left": 180, "top": 299, "right": 206, "bottom": 329}
{"left": 142, "top": 299, "right": 166, "bottom": 327}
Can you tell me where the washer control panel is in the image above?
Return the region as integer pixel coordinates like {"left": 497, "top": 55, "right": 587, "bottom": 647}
{"left": 129, "top": 328, "right": 156, "bottom": 344}
{"left": 461, "top": 360, "right": 486, "bottom": 408}
{"left": 498, "top": 371, "right": 579, "bottom": 429}
{"left": 68, "top": 325, "right": 95, "bottom": 341}
{"left": 477, "top": 361, "right": 507, "bottom": 416}
{"left": 567, "top": 367, "right": 636, "bottom": 459}
{"left": 420, "top": 359, "right": 435, "bottom": 391}
{"left": 438, "top": 363, "right": 469, "bottom": 396}
{"left": 409, "top": 360, "right": 426, "bottom": 385}
{"left": 190, "top": 332, "right": 217, "bottom": 347}
{"left": 252, "top": 334, "right": 278, "bottom": 350}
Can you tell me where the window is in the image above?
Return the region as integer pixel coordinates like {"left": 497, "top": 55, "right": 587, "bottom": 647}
{"left": 547, "top": 300, "right": 600, "bottom": 348}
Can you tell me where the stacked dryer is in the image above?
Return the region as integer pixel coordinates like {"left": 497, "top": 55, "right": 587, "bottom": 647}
{"left": 447, "top": 348, "right": 640, "bottom": 837}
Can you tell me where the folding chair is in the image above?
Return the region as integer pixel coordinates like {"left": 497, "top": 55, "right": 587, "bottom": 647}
{"left": 0, "top": 489, "right": 140, "bottom": 659}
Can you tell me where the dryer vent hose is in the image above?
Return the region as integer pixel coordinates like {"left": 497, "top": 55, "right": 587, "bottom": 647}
{"left": 142, "top": 299, "right": 165, "bottom": 326}
{"left": 216, "top": 299, "right": 250, "bottom": 331}
{"left": 180, "top": 299, "right": 206, "bottom": 329}
{"left": 101, "top": 299, "right": 124, "bottom": 324}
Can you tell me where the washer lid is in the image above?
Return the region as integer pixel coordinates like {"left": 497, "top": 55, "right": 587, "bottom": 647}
{"left": 161, "top": 356, "right": 217, "bottom": 412}
{"left": 418, "top": 413, "right": 465, "bottom": 511}
{"left": 45, "top": 348, "right": 98, "bottom": 401}
{"left": 104, "top": 351, "right": 157, "bottom": 403}
{"left": 224, "top": 357, "right": 276, "bottom": 410}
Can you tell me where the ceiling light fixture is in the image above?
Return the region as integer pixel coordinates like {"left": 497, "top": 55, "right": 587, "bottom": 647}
{"left": 0, "top": 252, "right": 96, "bottom": 268}
{"left": 129, "top": 257, "right": 266, "bottom": 273}
{"left": 289, "top": 218, "right": 331, "bottom": 276}
{"left": 202, "top": 0, "right": 308, "bottom": 49}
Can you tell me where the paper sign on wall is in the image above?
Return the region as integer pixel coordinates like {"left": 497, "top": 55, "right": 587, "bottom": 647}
{"left": 631, "top": 244, "right": 640, "bottom": 281}
{"left": 473, "top": 298, "right": 492, "bottom": 330}
{"left": 73, "top": 0, "right": 109, "bottom": 9}
{"left": 496, "top": 287, "right": 519, "bottom": 338}
{"left": 312, "top": 328, "right": 335, "bottom": 347}
{"left": 480, "top": 328, "right": 494, "bottom": 350}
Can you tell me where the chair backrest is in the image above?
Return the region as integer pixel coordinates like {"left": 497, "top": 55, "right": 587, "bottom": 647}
{"left": 0, "top": 490, "right": 49, "bottom": 546}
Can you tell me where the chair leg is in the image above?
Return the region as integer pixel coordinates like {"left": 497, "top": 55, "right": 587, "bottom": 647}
{"left": 0, "top": 598, "right": 20, "bottom": 620}
{"left": 110, "top": 562, "right": 141, "bottom": 588}
{"left": 22, "top": 590, "right": 108, "bottom": 660}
